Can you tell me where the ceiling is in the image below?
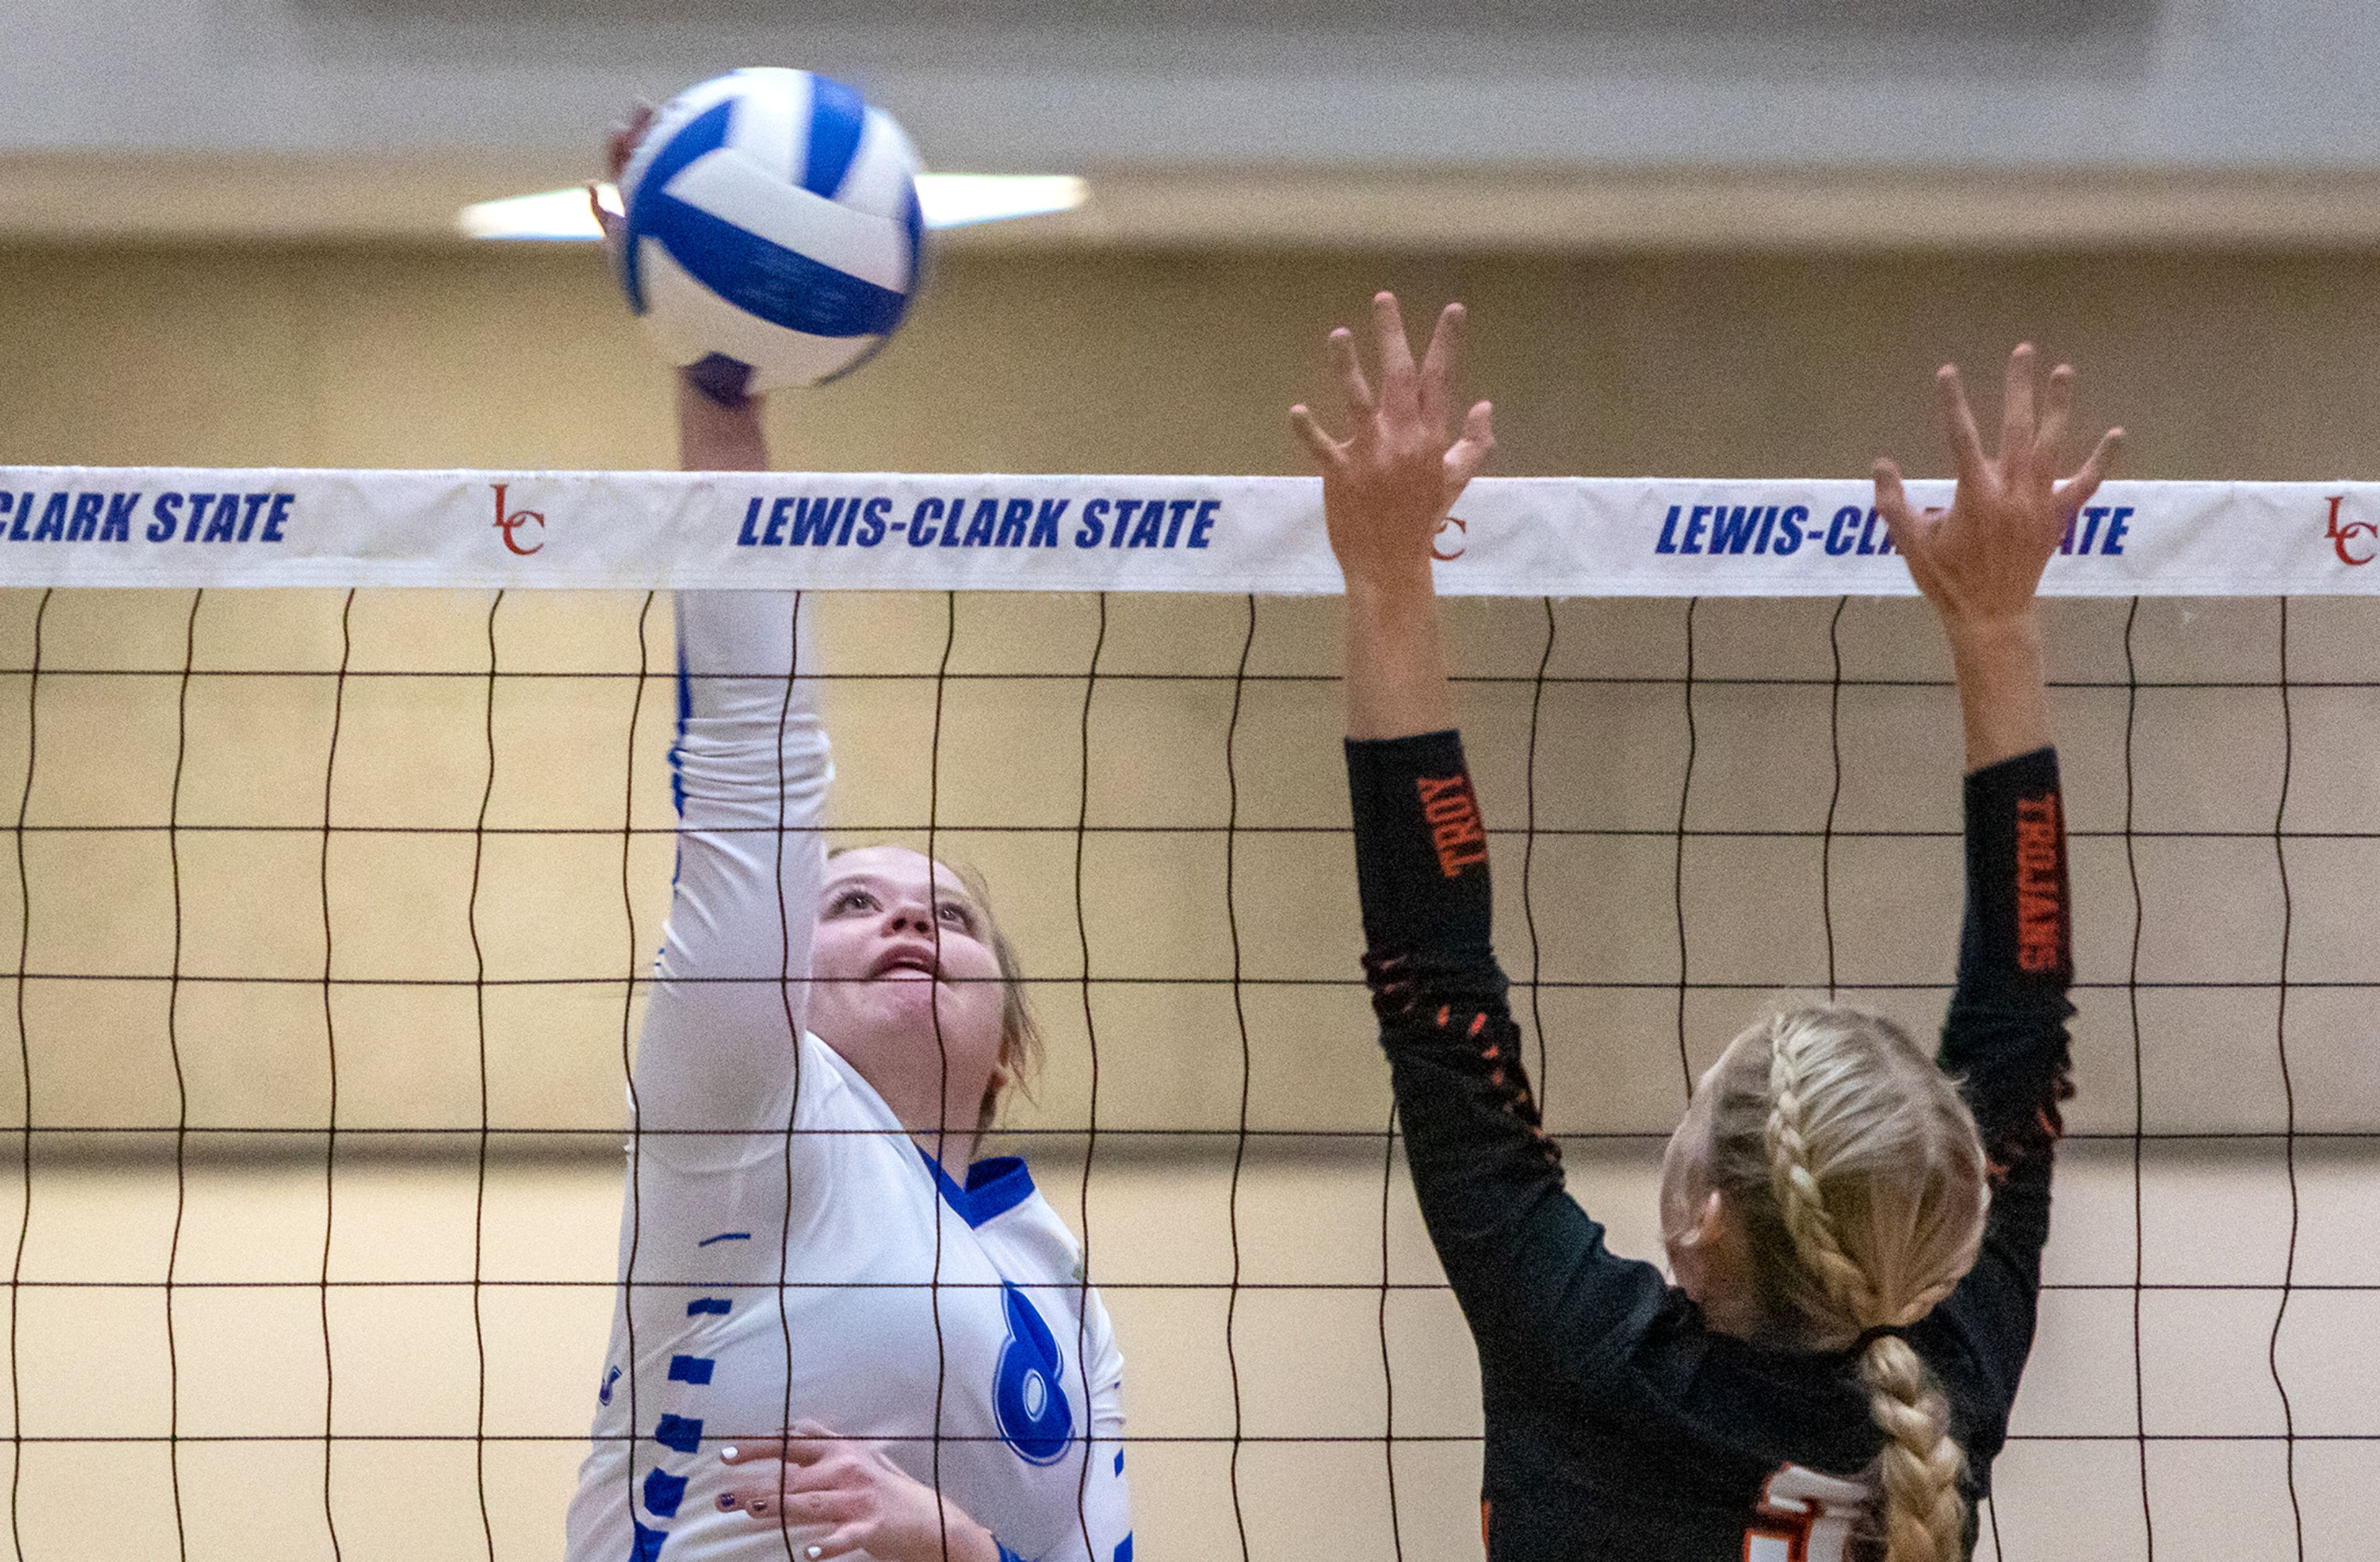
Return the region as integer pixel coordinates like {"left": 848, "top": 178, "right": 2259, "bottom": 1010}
{"left": 299, "top": 0, "right": 2148, "bottom": 35}
{"left": 6, "top": 0, "right": 2379, "bottom": 250}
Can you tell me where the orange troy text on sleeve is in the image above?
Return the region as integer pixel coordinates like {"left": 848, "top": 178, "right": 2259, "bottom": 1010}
{"left": 1417, "top": 773, "right": 1489, "bottom": 879}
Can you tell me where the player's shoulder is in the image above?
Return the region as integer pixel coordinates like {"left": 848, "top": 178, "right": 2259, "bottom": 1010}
{"left": 645, "top": 1032, "right": 877, "bottom": 1172}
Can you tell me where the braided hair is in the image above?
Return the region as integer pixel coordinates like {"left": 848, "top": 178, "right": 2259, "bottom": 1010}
{"left": 1699, "top": 1006, "right": 1989, "bottom": 1562}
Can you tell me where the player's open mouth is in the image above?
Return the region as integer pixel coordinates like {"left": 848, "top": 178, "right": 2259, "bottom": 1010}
{"left": 871, "top": 949, "right": 939, "bottom": 979}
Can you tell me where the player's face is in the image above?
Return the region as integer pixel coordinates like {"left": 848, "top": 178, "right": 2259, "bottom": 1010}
{"left": 809, "top": 847, "right": 1009, "bottom": 1137}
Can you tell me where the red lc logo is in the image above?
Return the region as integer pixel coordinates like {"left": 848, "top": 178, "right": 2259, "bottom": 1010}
{"left": 1432, "top": 514, "right": 1467, "bottom": 561}
{"left": 2326, "top": 494, "right": 2374, "bottom": 566}
{"left": 491, "top": 483, "right": 545, "bottom": 556}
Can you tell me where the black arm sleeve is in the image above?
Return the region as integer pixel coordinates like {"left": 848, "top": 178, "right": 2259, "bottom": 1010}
{"left": 1349, "top": 731, "right": 1667, "bottom": 1377}
{"left": 1929, "top": 746, "right": 2077, "bottom": 1444}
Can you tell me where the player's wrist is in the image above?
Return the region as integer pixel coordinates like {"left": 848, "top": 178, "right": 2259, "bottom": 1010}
{"left": 1342, "top": 559, "right": 1439, "bottom": 614}
{"left": 674, "top": 374, "right": 768, "bottom": 472}
{"left": 1942, "top": 610, "right": 2045, "bottom": 683}
{"left": 1941, "top": 612, "right": 2050, "bottom": 770}
{"left": 931, "top": 1503, "right": 1003, "bottom": 1562}
{"left": 1941, "top": 603, "right": 2042, "bottom": 649}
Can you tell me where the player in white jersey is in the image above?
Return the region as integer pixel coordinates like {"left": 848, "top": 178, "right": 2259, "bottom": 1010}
{"left": 566, "top": 128, "right": 1132, "bottom": 1562}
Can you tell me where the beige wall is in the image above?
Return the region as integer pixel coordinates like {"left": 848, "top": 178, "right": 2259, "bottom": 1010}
{"left": 1, "top": 239, "right": 2375, "bottom": 1558}
{"left": 0, "top": 584, "right": 2371, "bottom": 1149}
{"left": 11, "top": 242, "right": 2380, "bottom": 481}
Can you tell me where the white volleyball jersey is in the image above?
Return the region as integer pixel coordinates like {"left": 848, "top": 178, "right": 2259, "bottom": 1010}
{"left": 563, "top": 592, "right": 1130, "bottom": 1562}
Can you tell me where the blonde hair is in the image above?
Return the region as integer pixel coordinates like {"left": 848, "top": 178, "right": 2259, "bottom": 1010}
{"left": 945, "top": 859, "right": 1042, "bottom": 1140}
{"left": 1699, "top": 1006, "right": 1989, "bottom": 1562}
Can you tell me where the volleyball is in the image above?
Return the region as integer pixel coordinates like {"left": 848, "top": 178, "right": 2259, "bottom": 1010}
{"left": 615, "top": 68, "right": 923, "bottom": 394}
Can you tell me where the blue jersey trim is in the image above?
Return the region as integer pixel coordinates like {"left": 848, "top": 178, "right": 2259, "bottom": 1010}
{"left": 668, "top": 628, "right": 692, "bottom": 821}
{"left": 653, "top": 1413, "right": 703, "bottom": 1454}
{"left": 916, "top": 1149, "right": 1036, "bottom": 1229}
{"left": 643, "top": 1468, "right": 689, "bottom": 1519}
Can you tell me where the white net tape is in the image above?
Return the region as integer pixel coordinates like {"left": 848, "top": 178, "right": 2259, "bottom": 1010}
{"left": 4, "top": 469, "right": 2379, "bottom": 594}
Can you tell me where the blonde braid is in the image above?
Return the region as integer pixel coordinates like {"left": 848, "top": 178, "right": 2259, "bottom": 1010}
{"left": 1758, "top": 1014, "right": 1972, "bottom": 1562}
{"left": 1861, "top": 1334, "right": 1968, "bottom": 1562}
{"left": 1762, "top": 1017, "right": 1879, "bottom": 1325}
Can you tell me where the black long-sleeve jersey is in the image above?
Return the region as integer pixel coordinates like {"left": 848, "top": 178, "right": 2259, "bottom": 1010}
{"left": 1347, "top": 730, "right": 2074, "bottom": 1562}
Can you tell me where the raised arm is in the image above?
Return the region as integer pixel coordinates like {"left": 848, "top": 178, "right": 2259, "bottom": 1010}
{"left": 1875, "top": 345, "right": 2119, "bottom": 1419}
{"left": 590, "top": 108, "right": 836, "bottom": 1147}
{"left": 1294, "top": 296, "right": 1670, "bottom": 1366}
{"left": 628, "top": 377, "right": 835, "bottom": 1152}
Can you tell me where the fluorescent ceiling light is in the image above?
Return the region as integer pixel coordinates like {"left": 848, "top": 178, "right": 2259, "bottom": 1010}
{"left": 457, "top": 174, "right": 1086, "bottom": 241}
{"left": 915, "top": 173, "right": 1086, "bottom": 229}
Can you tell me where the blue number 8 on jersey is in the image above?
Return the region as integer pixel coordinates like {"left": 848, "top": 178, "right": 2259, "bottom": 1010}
{"left": 994, "top": 1282, "right": 1074, "bottom": 1465}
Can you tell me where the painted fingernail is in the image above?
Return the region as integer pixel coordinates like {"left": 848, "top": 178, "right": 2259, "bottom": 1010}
{"left": 808, "top": 1548, "right": 824, "bottom": 1560}
{"left": 717, "top": 1493, "right": 736, "bottom": 1510}
{"left": 721, "top": 1446, "right": 738, "bottom": 1460}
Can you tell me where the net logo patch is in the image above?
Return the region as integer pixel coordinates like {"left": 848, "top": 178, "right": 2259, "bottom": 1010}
{"left": 0, "top": 489, "right": 294, "bottom": 545}
{"left": 2325, "top": 495, "right": 2374, "bottom": 566}
{"left": 491, "top": 483, "right": 546, "bottom": 556}
{"left": 737, "top": 493, "right": 1223, "bottom": 550}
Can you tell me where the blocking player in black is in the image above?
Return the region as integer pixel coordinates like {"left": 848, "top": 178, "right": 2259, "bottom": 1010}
{"left": 1291, "top": 294, "right": 2119, "bottom": 1561}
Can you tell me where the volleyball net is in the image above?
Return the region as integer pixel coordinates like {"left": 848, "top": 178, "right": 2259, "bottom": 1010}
{"left": 0, "top": 466, "right": 2373, "bottom": 1561}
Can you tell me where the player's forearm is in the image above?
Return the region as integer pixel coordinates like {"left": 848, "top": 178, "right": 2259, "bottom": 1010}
{"left": 1347, "top": 732, "right": 1573, "bottom": 1329}
{"left": 640, "top": 592, "right": 830, "bottom": 1130}
{"left": 1343, "top": 566, "right": 1457, "bottom": 741}
{"left": 1346, "top": 729, "right": 1491, "bottom": 952}
{"left": 671, "top": 593, "right": 830, "bottom": 821}
{"left": 676, "top": 375, "right": 768, "bottom": 472}
{"left": 1943, "top": 747, "right": 2074, "bottom": 1175}
{"left": 943, "top": 1513, "right": 1003, "bottom": 1562}
{"left": 1944, "top": 612, "right": 2052, "bottom": 772}
{"left": 1954, "top": 746, "right": 2072, "bottom": 997}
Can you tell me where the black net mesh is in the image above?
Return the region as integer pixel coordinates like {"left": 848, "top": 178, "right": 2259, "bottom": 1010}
{"left": 0, "top": 586, "right": 2370, "bottom": 1560}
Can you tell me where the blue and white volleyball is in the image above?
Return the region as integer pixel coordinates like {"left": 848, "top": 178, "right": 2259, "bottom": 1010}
{"left": 617, "top": 68, "right": 923, "bottom": 394}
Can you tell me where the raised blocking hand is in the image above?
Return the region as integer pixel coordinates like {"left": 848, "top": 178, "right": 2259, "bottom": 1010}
{"left": 1291, "top": 291, "right": 1495, "bottom": 593}
{"left": 1872, "top": 343, "right": 2123, "bottom": 632}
